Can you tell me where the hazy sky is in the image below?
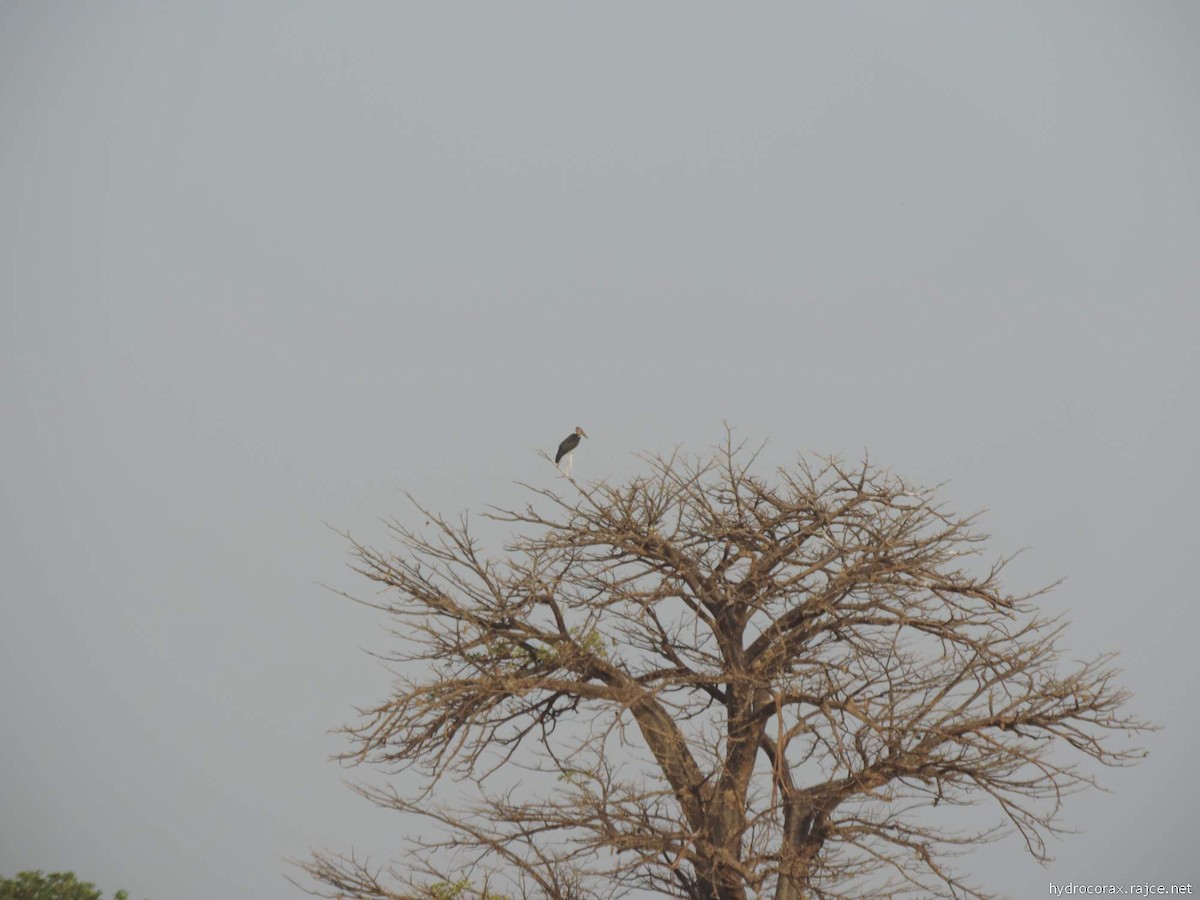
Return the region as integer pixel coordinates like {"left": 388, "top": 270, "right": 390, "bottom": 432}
{"left": 2, "top": 3, "right": 1197, "bottom": 897}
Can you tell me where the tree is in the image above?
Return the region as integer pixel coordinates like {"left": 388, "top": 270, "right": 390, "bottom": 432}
{"left": 299, "top": 437, "right": 1148, "bottom": 899}
{"left": 0, "top": 871, "right": 131, "bottom": 900}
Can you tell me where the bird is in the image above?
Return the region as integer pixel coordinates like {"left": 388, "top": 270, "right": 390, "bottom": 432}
{"left": 555, "top": 426, "right": 588, "bottom": 475}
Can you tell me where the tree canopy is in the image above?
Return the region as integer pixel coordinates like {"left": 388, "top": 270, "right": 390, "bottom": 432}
{"left": 0, "top": 871, "right": 132, "bottom": 900}
{"left": 300, "top": 437, "right": 1148, "bottom": 899}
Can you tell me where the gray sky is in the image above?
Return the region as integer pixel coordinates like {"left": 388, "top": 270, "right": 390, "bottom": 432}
{"left": 1, "top": 2, "right": 1197, "bottom": 897}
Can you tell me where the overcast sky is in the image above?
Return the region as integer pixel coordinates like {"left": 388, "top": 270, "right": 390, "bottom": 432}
{"left": 2, "top": 3, "right": 1197, "bottom": 897}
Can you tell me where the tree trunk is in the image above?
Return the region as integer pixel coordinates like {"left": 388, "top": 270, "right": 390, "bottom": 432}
{"left": 692, "top": 783, "right": 751, "bottom": 900}
{"left": 775, "top": 800, "right": 823, "bottom": 900}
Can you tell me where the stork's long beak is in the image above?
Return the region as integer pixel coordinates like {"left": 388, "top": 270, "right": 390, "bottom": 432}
{"left": 581, "top": 429, "right": 589, "bottom": 438}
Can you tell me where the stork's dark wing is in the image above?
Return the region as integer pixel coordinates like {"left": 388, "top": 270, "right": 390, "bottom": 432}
{"left": 555, "top": 433, "right": 580, "bottom": 463}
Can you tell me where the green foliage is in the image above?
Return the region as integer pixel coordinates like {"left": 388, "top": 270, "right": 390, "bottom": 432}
{"left": 426, "top": 880, "right": 510, "bottom": 900}
{"left": 571, "top": 626, "right": 607, "bottom": 658}
{"left": 428, "top": 881, "right": 470, "bottom": 900}
{"left": 0, "top": 871, "right": 136, "bottom": 900}
{"left": 464, "top": 626, "right": 606, "bottom": 671}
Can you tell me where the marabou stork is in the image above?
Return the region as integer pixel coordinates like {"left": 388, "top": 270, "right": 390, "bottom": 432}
{"left": 555, "top": 426, "right": 588, "bottom": 475}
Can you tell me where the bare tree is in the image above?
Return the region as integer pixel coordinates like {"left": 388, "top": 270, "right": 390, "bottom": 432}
{"left": 298, "top": 435, "right": 1148, "bottom": 900}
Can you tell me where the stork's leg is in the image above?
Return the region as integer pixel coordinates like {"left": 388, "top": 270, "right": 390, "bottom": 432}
{"left": 566, "top": 452, "right": 574, "bottom": 476}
